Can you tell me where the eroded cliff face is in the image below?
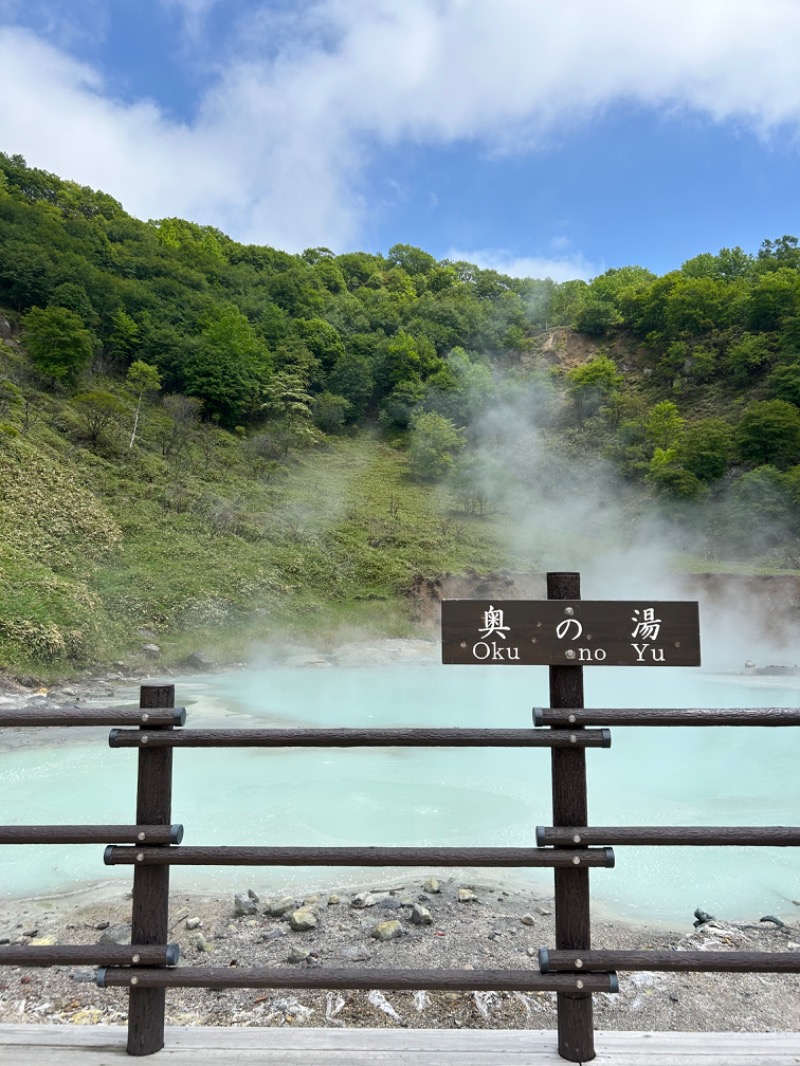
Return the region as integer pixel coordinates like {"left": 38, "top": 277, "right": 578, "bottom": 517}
{"left": 410, "top": 570, "right": 800, "bottom": 671}
{"left": 680, "top": 572, "right": 800, "bottom": 669}
{"left": 408, "top": 570, "right": 526, "bottom": 627}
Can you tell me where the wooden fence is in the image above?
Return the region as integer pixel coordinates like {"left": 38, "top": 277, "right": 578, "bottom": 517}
{"left": 1, "top": 573, "right": 800, "bottom": 1061}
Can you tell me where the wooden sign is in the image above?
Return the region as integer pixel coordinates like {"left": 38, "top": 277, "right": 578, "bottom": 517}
{"left": 441, "top": 600, "right": 701, "bottom": 666}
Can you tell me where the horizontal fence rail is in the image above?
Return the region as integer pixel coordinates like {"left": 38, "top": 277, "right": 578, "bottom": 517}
{"left": 96, "top": 965, "right": 619, "bottom": 994}
{"left": 104, "top": 844, "right": 616, "bottom": 868}
{"left": 0, "top": 824, "right": 184, "bottom": 845}
{"left": 536, "top": 825, "right": 800, "bottom": 847}
{"left": 539, "top": 949, "right": 800, "bottom": 974}
{"left": 108, "top": 726, "right": 611, "bottom": 748}
{"left": 0, "top": 708, "right": 186, "bottom": 728}
{"left": 3, "top": 626, "right": 800, "bottom": 1063}
{"left": 533, "top": 706, "right": 800, "bottom": 727}
{"left": 0, "top": 945, "right": 180, "bottom": 967}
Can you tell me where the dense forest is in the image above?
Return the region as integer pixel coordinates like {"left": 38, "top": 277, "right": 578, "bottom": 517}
{"left": 2, "top": 151, "right": 800, "bottom": 673}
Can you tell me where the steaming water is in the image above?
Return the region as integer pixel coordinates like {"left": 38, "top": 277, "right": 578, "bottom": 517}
{"left": 2, "top": 662, "right": 800, "bottom": 925}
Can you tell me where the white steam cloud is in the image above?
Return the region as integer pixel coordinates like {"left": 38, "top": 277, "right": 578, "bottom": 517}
{"left": 424, "top": 363, "right": 800, "bottom": 675}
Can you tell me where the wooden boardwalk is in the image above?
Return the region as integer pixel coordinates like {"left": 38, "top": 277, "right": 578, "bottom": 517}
{"left": 1, "top": 1025, "right": 799, "bottom": 1064}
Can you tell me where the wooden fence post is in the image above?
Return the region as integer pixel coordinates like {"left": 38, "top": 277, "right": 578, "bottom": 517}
{"left": 547, "top": 572, "right": 594, "bottom": 1062}
{"left": 127, "top": 683, "right": 174, "bottom": 1056}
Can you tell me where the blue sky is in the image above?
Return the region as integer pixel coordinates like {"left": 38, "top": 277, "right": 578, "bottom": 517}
{"left": 1, "top": 0, "right": 799, "bottom": 281}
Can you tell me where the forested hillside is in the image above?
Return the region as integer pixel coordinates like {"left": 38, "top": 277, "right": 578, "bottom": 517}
{"left": 2, "top": 152, "right": 800, "bottom": 674}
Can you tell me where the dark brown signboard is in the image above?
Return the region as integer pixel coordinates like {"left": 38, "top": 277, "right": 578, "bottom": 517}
{"left": 441, "top": 600, "right": 701, "bottom": 666}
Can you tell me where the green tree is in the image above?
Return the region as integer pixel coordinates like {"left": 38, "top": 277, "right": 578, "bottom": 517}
{"left": 51, "top": 282, "right": 98, "bottom": 327}
{"left": 0, "top": 239, "right": 55, "bottom": 310}
{"left": 381, "top": 266, "right": 417, "bottom": 298}
{"left": 767, "top": 361, "right": 800, "bottom": 407}
{"left": 293, "top": 317, "right": 346, "bottom": 371}
{"left": 425, "top": 264, "right": 458, "bottom": 294}
{"left": 73, "top": 389, "right": 127, "bottom": 448}
{"left": 779, "top": 314, "right": 800, "bottom": 356}
{"left": 300, "top": 246, "right": 335, "bottom": 264}
{"left": 733, "top": 465, "right": 792, "bottom": 515}
{"left": 645, "top": 401, "right": 685, "bottom": 451}
{"left": 407, "top": 291, "right": 482, "bottom": 354}
{"left": 408, "top": 411, "right": 465, "bottom": 480}
{"left": 599, "top": 391, "right": 646, "bottom": 430}
{"left": 681, "top": 247, "right": 754, "bottom": 281}
{"left": 728, "top": 466, "right": 795, "bottom": 553}
{"left": 680, "top": 252, "right": 718, "bottom": 278}
{"left": 565, "top": 356, "right": 623, "bottom": 424}
{"left": 149, "top": 216, "right": 227, "bottom": 278}
{"left": 618, "top": 272, "right": 673, "bottom": 337}
{"left": 126, "top": 360, "right": 162, "bottom": 449}
{"left": 589, "top": 265, "right": 657, "bottom": 302}
{"left": 322, "top": 291, "right": 371, "bottom": 336}
{"left": 105, "top": 309, "right": 140, "bottom": 368}
{"left": 261, "top": 371, "right": 317, "bottom": 456}
{"left": 715, "top": 246, "right": 756, "bottom": 280}
{"left": 379, "top": 379, "right": 426, "bottom": 429}
{"left": 387, "top": 243, "right": 437, "bottom": 276}
{"left": 376, "top": 331, "right": 426, "bottom": 392}
{"left": 312, "top": 391, "right": 350, "bottom": 434}
{"left": 684, "top": 344, "right": 717, "bottom": 382}
{"left": 543, "top": 278, "right": 588, "bottom": 326}
{"left": 267, "top": 265, "right": 325, "bottom": 317}
{"left": 724, "top": 332, "right": 774, "bottom": 385}
{"left": 574, "top": 300, "right": 622, "bottom": 335}
{"left": 311, "top": 258, "right": 347, "bottom": 295}
{"left": 736, "top": 400, "right": 800, "bottom": 468}
{"left": 664, "top": 275, "right": 731, "bottom": 335}
{"left": 758, "top": 235, "right": 800, "bottom": 270}
{"left": 184, "top": 306, "right": 272, "bottom": 427}
{"left": 327, "top": 352, "right": 375, "bottom": 419}
{"left": 674, "top": 418, "right": 733, "bottom": 481}
{"left": 353, "top": 286, "right": 404, "bottom": 334}
{"left": 748, "top": 268, "right": 800, "bottom": 331}
{"left": 335, "top": 251, "right": 385, "bottom": 290}
{"left": 22, "top": 306, "right": 94, "bottom": 387}
{"left": 421, "top": 347, "right": 494, "bottom": 427}
{"left": 646, "top": 448, "right": 704, "bottom": 498}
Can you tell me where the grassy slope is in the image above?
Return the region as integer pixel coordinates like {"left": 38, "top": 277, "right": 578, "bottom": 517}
{"left": 0, "top": 369, "right": 513, "bottom": 676}
{"left": 94, "top": 434, "right": 514, "bottom": 660}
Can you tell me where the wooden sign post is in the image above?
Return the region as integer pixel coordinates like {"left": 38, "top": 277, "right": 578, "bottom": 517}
{"left": 547, "top": 572, "right": 592, "bottom": 1063}
{"left": 128, "top": 684, "right": 175, "bottom": 1057}
{"left": 441, "top": 574, "right": 700, "bottom": 1063}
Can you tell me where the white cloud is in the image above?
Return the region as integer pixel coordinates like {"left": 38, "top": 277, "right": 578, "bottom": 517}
{"left": 2, "top": 2, "right": 800, "bottom": 250}
{"left": 0, "top": 0, "right": 108, "bottom": 47}
{"left": 446, "top": 248, "right": 600, "bottom": 283}
{"left": 160, "top": 0, "right": 221, "bottom": 43}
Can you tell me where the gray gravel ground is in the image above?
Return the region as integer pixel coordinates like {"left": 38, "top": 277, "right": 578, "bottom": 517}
{"left": 1, "top": 877, "right": 799, "bottom": 1034}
